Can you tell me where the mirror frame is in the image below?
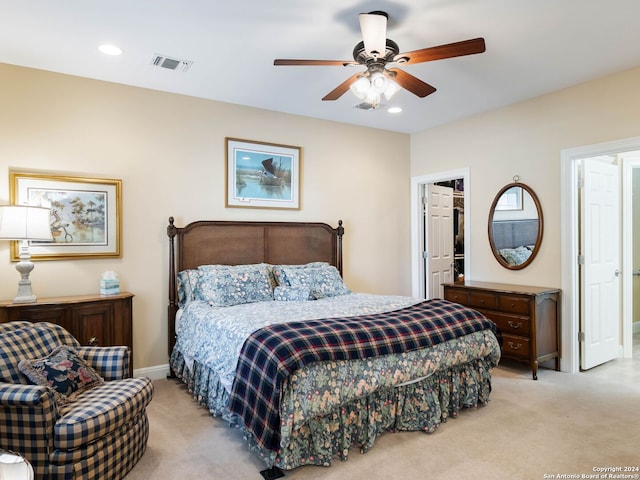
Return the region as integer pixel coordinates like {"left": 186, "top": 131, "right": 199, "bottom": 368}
{"left": 488, "top": 182, "right": 544, "bottom": 270}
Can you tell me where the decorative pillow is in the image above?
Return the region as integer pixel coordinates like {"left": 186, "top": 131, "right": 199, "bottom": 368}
{"left": 279, "top": 264, "right": 350, "bottom": 299}
{"left": 0, "top": 323, "right": 81, "bottom": 385}
{"left": 196, "top": 264, "right": 274, "bottom": 307}
{"left": 499, "top": 246, "right": 532, "bottom": 266}
{"left": 177, "top": 269, "right": 199, "bottom": 308}
{"left": 273, "top": 285, "right": 312, "bottom": 302}
{"left": 272, "top": 262, "right": 329, "bottom": 287}
{"left": 198, "top": 263, "right": 277, "bottom": 290}
{"left": 18, "top": 345, "right": 104, "bottom": 405}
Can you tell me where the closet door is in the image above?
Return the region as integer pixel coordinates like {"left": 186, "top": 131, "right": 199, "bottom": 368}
{"left": 426, "top": 184, "right": 454, "bottom": 299}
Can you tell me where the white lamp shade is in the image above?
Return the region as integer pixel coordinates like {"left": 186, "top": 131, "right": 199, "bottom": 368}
{"left": 349, "top": 76, "right": 371, "bottom": 99}
{"left": 0, "top": 205, "right": 53, "bottom": 241}
{"left": 369, "top": 72, "right": 388, "bottom": 94}
{"left": 383, "top": 80, "right": 400, "bottom": 100}
{"left": 359, "top": 12, "right": 387, "bottom": 57}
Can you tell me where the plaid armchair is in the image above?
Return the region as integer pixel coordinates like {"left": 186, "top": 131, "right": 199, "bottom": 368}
{"left": 0, "top": 321, "right": 153, "bottom": 480}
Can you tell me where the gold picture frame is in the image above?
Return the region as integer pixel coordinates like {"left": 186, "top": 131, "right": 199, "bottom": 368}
{"left": 225, "top": 138, "right": 301, "bottom": 209}
{"left": 9, "top": 171, "right": 122, "bottom": 260}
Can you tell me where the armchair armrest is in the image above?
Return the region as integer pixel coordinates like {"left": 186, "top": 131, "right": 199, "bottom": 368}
{"left": 0, "top": 382, "right": 57, "bottom": 462}
{"left": 76, "top": 346, "right": 130, "bottom": 380}
{"left": 0, "top": 382, "right": 57, "bottom": 409}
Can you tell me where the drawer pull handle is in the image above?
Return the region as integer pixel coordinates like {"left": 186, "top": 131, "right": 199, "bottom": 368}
{"left": 508, "top": 341, "right": 522, "bottom": 351}
{"left": 507, "top": 321, "right": 522, "bottom": 329}
{"left": 88, "top": 337, "right": 99, "bottom": 346}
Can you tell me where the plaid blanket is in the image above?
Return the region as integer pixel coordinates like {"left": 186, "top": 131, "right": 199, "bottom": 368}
{"left": 228, "top": 298, "right": 497, "bottom": 451}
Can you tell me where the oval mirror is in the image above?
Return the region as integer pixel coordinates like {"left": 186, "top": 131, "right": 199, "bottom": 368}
{"left": 488, "top": 182, "right": 543, "bottom": 270}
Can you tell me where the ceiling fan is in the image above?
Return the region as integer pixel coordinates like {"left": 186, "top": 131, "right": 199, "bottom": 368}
{"left": 274, "top": 11, "right": 486, "bottom": 108}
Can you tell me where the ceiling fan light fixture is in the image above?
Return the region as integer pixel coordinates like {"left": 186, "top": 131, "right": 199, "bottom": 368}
{"left": 365, "top": 91, "right": 381, "bottom": 106}
{"left": 349, "top": 71, "right": 398, "bottom": 105}
{"left": 383, "top": 80, "right": 400, "bottom": 100}
{"left": 370, "top": 71, "right": 388, "bottom": 94}
{"left": 349, "top": 76, "right": 371, "bottom": 100}
{"left": 359, "top": 12, "right": 387, "bottom": 58}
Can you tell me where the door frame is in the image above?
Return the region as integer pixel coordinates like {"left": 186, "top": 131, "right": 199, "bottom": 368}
{"left": 561, "top": 136, "right": 640, "bottom": 373}
{"left": 622, "top": 154, "right": 640, "bottom": 351}
{"left": 411, "top": 168, "right": 470, "bottom": 298}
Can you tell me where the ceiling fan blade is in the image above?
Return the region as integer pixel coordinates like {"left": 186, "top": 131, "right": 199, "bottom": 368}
{"left": 322, "top": 72, "right": 364, "bottom": 101}
{"left": 359, "top": 11, "right": 388, "bottom": 58}
{"left": 274, "top": 59, "right": 358, "bottom": 67}
{"left": 395, "top": 37, "right": 486, "bottom": 65}
{"left": 387, "top": 68, "right": 436, "bottom": 98}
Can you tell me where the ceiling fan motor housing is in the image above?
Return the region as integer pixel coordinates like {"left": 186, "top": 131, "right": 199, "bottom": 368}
{"left": 352, "top": 39, "right": 399, "bottom": 65}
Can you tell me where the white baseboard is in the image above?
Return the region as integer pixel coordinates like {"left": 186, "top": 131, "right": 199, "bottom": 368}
{"left": 133, "top": 364, "right": 170, "bottom": 380}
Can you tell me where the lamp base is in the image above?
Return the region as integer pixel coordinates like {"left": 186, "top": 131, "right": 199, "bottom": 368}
{"left": 13, "top": 279, "right": 37, "bottom": 303}
{"left": 13, "top": 249, "right": 37, "bottom": 303}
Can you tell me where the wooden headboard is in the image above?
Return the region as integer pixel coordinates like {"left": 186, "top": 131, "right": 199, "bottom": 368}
{"left": 166, "top": 217, "right": 344, "bottom": 356}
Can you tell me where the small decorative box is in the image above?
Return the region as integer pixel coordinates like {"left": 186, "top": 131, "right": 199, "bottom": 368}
{"left": 100, "top": 279, "right": 120, "bottom": 296}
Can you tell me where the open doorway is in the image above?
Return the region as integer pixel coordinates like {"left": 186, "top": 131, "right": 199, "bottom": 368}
{"left": 410, "top": 168, "right": 470, "bottom": 299}
{"left": 560, "top": 138, "right": 640, "bottom": 373}
{"left": 626, "top": 154, "right": 640, "bottom": 358}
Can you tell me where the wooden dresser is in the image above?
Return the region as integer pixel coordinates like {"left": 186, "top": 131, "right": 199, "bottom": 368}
{"left": 0, "top": 292, "right": 134, "bottom": 377}
{"left": 443, "top": 281, "right": 560, "bottom": 380}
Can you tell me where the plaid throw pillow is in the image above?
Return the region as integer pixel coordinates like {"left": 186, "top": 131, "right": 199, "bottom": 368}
{"left": 18, "top": 345, "right": 104, "bottom": 405}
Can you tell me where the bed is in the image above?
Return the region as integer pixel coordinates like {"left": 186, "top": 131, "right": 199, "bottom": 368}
{"left": 166, "top": 217, "right": 501, "bottom": 477}
{"left": 491, "top": 219, "right": 539, "bottom": 266}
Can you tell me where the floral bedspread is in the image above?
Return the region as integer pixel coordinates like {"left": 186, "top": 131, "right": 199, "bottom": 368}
{"left": 171, "top": 327, "right": 501, "bottom": 469}
{"left": 229, "top": 299, "right": 497, "bottom": 451}
{"left": 175, "top": 293, "right": 420, "bottom": 391}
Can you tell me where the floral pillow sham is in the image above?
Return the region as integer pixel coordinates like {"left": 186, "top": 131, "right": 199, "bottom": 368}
{"left": 277, "top": 264, "right": 351, "bottom": 299}
{"left": 196, "top": 263, "right": 274, "bottom": 307}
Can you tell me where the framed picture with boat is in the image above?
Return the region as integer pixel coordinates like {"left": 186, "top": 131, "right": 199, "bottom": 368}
{"left": 225, "top": 138, "right": 301, "bottom": 209}
{"left": 9, "top": 171, "right": 122, "bottom": 260}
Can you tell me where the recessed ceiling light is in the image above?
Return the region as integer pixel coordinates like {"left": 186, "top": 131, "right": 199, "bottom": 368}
{"left": 387, "top": 107, "right": 403, "bottom": 114}
{"left": 98, "top": 44, "right": 123, "bottom": 56}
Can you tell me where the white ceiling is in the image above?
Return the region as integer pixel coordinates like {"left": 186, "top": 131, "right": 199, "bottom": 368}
{"left": 2, "top": 0, "right": 640, "bottom": 134}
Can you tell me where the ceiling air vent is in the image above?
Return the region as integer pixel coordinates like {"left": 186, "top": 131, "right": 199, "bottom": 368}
{"left": 150, "top": 54, "right": 192, "bottom": 72}
{"left": 354, "top": 102, "right": 379, "bottom": 110}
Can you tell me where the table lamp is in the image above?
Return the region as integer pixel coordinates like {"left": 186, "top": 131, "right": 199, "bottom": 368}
{"left": 0, "top": 205, "right": 53, "bottom": 303}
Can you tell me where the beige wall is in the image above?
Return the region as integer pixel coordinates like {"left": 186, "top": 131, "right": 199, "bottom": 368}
{"left": 0, "top": 63, "right": 411, "bottom": 371}
{"left": 411, "top": 65, "right": 640, "bottom": 288}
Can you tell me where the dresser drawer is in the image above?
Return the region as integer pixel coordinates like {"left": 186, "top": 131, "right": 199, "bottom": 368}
{"left": 485, "top": 311, "right": 531, "bottom": 336}
{"left": 468, "top": 291, "right": 498, "bottom": 310}
{"left": 497, "top": 294, "right": 531, "bottom": 315}
{"left": 444, "top": 288, "right": 468, "bottom": 304}
{"left": 502, "top": 334, "right": 530, "bottom": 359}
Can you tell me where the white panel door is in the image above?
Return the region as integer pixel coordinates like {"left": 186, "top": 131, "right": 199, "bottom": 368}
{"left": 426, "top": 184, "right": 454, "bottom": 299}
{"left": 580, "top": 158, "right": 621, "bottom": 370}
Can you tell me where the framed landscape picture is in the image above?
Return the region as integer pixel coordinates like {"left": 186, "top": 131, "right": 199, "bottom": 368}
{"left": 225, "top": 138, "right": 301, "bottom": 209}
{"left": 9, "top": 171, "right": 122, "bottom": 260}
